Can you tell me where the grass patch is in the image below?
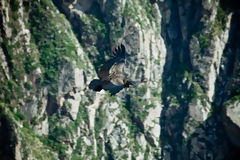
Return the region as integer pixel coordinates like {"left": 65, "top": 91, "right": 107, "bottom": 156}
{"left": 14, "top": 111, "right": 25, "bottom": 121}
{"left": 199, "top": 34, "right": 210, "bottom": 49}
{"left": 29, "top": 0, "right": 78, "bottom": 89}
{"left": 225, "top": 95, "right": 240, "bottom": 106}
{"left": 212, "top": 6, "right": 228, "bottom": 36}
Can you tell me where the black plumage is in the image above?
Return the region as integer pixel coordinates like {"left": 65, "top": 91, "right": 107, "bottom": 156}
{"left": 89, "top": 44, "right": 133, "bottom": 95}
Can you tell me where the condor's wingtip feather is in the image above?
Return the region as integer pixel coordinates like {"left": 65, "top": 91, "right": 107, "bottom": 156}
{"left": 112, "top": 44, "right": 126, "bottom": 58}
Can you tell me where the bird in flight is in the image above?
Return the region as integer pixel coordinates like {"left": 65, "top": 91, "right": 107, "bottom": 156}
{"left": 89, "top": 44, "right": 134, "bottom": 95}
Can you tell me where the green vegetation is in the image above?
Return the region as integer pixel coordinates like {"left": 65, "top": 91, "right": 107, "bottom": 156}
{"left": 42, "top": 101, "right": 90, "bottom": 159}
{"left": 71, "top": 138, "right": 83, "bottom": 160}
{"left": 193, "top": 5, "right": 228, "bottom": 51}
{"left": 123, "top": 2, "right": 139, "bottom": 21}
{"left": 24, "top": 56, "right": 39, "bottom": 74}
{"left": 109, "top": 22, "right": 124, "bottom": 45}
{"left": 129, "top": 95, "right": 149, "bottom": 122}
{"left": 208, "top": 106, "right": 214, "bottom": 117}
{"left": 199, "top": 34, "right": 210, "bottom": 49}
{"left": 24, "top": 82, "right": 33, "bottom": 90}
{"left": 14, "top": 111, "right": 25, "bottom": 121}
{"left": 183, "top": 71, "right": 210, "bottom": 108}
{"left": 0, "top": 105, "right": 56, "bottom": 160}
{"left": 91, "top": 15, "right": 107, "bottom": 40}
{"left": 2, "top": 41, "right": 25, "bottom": 80}
{"left": 225, "top": 95, "right": 240, "bottom": 106}
{"left": 138, "top": 84, "right": 148, "bottom": 96}
{"left": 9, "top": 0, "right": 20, "bottom": 26}
{"left": 71, "top": 104, "right": 97, "bottom": 159}
{"left": 0, "top": 77, "right": 24, "bottom": 104}
{"left": 76, "top": 13, "right": 109, "bottom": 69}
{"left": 71, "top": 137, "right": 96, "bottom": 160}
{"left": 123, "top": 0, "right": 156, "bottom": 29}
{"left": 96, "top": 138, "right": 105, "bottom": 160}
{"left": 80, "top": 13, "right": 107, "bottom": 46}
{"left": 169, "top": 95, "right": 179, "bottom": 106}
{"left": 127, "top": 121, "right": 141, "bottom": 138}
{"left": 16, "top": 5, "right": 91, "bottom": 157}
{"left": 140, "top": 0, "right": 155, "bottom": 27}
{"left": 117, "top": 104, "right": 130, "bottom": 120}
{"left": 9, "top": 0, "right": 20, "bottom": 22}
{"left": 20, "top": 123, "right": 56, "bottom": 160}
{"left": 63, "top": 100, "right": 72, "bottom": 110}
{"left": 29, "top": 0, "right": 78, "bottom": 86}
{"left": 40, "top": 115, "right": 69, "bottom": 158}
{"left": 95, "top": 105, "right": 108, "bottom": 137}
{"left": 144, "top": 145, "right": 150, "bottom": 160}
{"left": 212, "top": 6, "right": 228, "bottom": 36}
{"left": 10, "top": 0, "right": 20, "bottom": 12}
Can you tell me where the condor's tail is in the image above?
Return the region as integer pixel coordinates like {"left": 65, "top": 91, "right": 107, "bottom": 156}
{"left": 89, "top": 79, "right": 102, "bottom": 91}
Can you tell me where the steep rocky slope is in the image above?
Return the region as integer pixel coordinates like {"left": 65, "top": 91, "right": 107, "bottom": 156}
{"left": 0, "top": 0, "right": 239, "bottom": 159}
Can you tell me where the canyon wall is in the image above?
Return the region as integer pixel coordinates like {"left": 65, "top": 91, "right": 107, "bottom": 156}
{"left": 0, "top": 0, "right": 239, "bottom": 159}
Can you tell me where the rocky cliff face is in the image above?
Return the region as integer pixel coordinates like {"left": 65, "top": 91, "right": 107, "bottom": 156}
{"left": 0, "top": 0, "right": 240, "bottom": 159}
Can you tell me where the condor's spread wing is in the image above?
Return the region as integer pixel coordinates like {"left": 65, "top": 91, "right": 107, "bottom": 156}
{"left": 97, "top": 44, "right": 126, "bottom": 81}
